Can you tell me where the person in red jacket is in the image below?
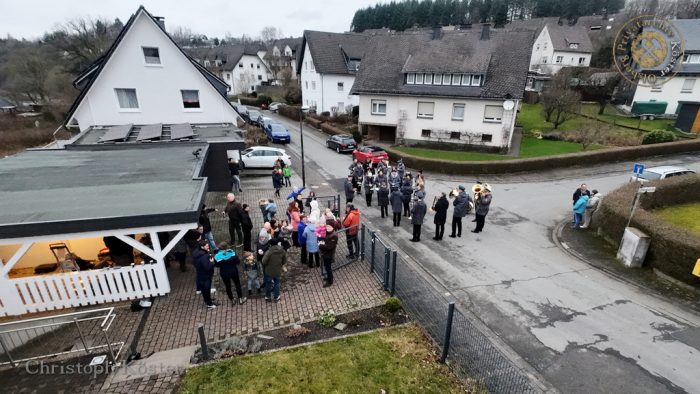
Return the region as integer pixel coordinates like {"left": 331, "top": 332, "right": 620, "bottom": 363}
{"left": 341, "top": 204, "right": 361, "bottom": 259}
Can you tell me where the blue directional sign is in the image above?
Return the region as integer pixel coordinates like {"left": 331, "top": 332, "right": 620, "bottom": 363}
{"left": 633, "top": 163, "right": 645, "bottom": 175}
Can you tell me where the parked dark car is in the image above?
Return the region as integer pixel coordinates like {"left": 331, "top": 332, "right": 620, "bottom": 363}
{"left": 264, "top": 123, "right": 291, "bottom": 143}
{"left": 247, "top": 110, "right": 263, "bottom": 126}
{"left": 326, "top": 134, "right": 357, "bottom": 153}
{"left": 234, "top": 104, "right": 250, "bottom": 123}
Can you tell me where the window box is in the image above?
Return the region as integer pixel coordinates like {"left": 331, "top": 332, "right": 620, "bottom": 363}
{"left": 371, "top": 99, "right": 387, "bottom": 115}
{"left": 417, "top": 101, "right": 434, "bottom": 119}
{"left": 407, "top": 73, "right": 415, "bottom": 84}
{"left": 483, "top": 105, "right": 503, "bottom": 123}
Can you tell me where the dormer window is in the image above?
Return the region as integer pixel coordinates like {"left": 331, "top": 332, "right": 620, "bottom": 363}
{"left": 405, "top": 73, "right": 483, "bottom": 87}
{"left": 569, "top": 43, "right": 579, "bottom": 49}
{"left": 142, "top": 47, "right": 161, "bottom": 65}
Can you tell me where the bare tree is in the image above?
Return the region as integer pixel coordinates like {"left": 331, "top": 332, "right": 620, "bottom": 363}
{"left": 572, "top": 120, "right": 605, "bottom": 150}
{"left": 580, "top": 73, "right": 621, "bottom": 115}
{"left": 542, "top": 87, "right": 581, "bottom": 129}
{"left": 260, "top": 26, "right": 280, "bottom": 44}
{"left": 43, "top": 18, "right": 119, "bottom": 72}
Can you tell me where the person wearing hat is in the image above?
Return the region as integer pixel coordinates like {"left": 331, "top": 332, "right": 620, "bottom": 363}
{"left": 432, "top": 192, "right": 450, "bottom": 240}
{"left": 318, "top": 224, "right": 338, "bottom": 287}
{"left": 449, "top": 185, "right": 471, "bottom": 238}
{"left": 344, "top": 174, "right": 355, "bottom": 203}
{"left": 472, "top": 186, "right": 492, "bottom": 233}
{"left": 342, "top": 204, "right": 361, "bottom": 259}
{"left": 261, "top": 238, "right": 287, "bottom": 302}
{"left": 390, "top": 186, "right": 403, "bottom": 226}
{"left": 410, "top": 191, "right": 428, "bottom": 242}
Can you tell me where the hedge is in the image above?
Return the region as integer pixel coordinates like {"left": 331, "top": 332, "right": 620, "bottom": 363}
{"left": 320, "top": 122, "right": 346, "bottom": 136}
{"left": 278, "top": 105, "right": 301, "bottom": 121}
{"left": 592, "top": 174, "right": 700, "bottom": 287}
{"left": 383, "top": 139, "right": 700, "bottom": 175}
{"left": 239, "top": 97, "right": 258, "bottom": 107}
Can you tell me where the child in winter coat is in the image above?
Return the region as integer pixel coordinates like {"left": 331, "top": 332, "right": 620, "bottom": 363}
{"left": 314, "top": 218, "right": 327, "bottom": 242}
{"left": 303, "top": 220, "right": 319, "bottom": 268}
{"left": 279, "top": 220, "right": 293, "bottom": 250}
{"left": 242, "top": 251, "right": 262, "bottom": 295}
{"left": 572, "top": 194, "right": 590, "bottom": 229}
{"left": 264, "top": 199, "right": 278, "bottom": 221}
{"left": 282, "top": 166, "right": 292, "bottom": 187}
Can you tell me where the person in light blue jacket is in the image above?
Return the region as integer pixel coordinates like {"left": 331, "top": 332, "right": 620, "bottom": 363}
{"left": 303, "top": 221, "right": 319, "bottom": 268}
{"left": 572, "top": 194, "right": 589, "bottom": 229}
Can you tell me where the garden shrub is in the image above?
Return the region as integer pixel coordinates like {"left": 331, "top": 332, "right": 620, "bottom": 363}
{"left": 642, "top": 129, "right": 675, "bottom": 145}
{"left": 385, "top": 297, "right": 401, "bottom": 313}
{"left": 278, "top": 105, "right": 301, "bottom": 121}
{"left": 256, "top": 95, "right": 272, "bottom": 107}
{"left": 352, "top": 105, "right": 359, "bottom": 116}
{"left": 352, "top": 130, "right": 363, "bottom": 144}
{"left": 541, "top": 133, "right": 565, "bottom": 141}
{"left": 318, "top": 309, "right": 337, "bottom": 327}
{"left": 593, "top": 174, "right": 700, "bottom": 286}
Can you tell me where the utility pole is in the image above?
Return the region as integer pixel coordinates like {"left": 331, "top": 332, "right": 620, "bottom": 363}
{"left": 299, "top": 107, "right": 306, "bottom": 188}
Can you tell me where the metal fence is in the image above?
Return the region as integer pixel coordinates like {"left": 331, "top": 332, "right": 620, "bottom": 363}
{"left": 358, "top": 223, "right": 541, "bottom": 394}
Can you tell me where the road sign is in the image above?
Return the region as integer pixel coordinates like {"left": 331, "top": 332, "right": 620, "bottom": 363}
{"left": 693, "top": 259, "right": 700, "bottom": 278}
{"left": 633, "top": 163, "right": 645, "bottom": 175}
{"left": 638, "top": 186, "right": 656, "bottom": 194}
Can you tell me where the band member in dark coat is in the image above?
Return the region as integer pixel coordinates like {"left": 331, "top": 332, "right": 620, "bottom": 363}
{"left": 432, "top": 192, "right": 449, "bottom": 240}
{"left": 473, "top": 186, "right": 493, "bottom": 233}
{"left": 344, "top": 175, "right": 355, "bottom": 203}
{"left": 377, "top": 183, "right": 390, "bottom": 218}
{"left": 400, "top": 179, "right": 413, "bottom": 217}
{"left": 390, "top": 188, "right": 403, "bottom": 227}
{"left": 410, "top": 192, "right": 427, "bottom": 242}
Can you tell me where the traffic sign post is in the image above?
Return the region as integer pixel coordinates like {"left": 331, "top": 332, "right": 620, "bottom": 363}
{"left": 633, "top": 163, "right": 645, "bottom": 182}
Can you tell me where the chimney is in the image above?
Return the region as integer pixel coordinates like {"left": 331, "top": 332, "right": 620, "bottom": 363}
{"left": 432, "top": 26, "right": 443, "bottom": 40}
{"left": 480, "top": 23, "right": 490, "bottom": 40}
{"left": 154, "top": 16, "right": 165, "bottom": 30}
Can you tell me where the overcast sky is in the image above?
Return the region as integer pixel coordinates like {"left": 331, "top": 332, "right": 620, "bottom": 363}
{"left": 0, "top": 0, "right": 381, "bottom": 40}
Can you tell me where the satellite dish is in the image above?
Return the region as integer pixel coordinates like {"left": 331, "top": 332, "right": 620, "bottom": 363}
{"left": 503, "top": 100, "right": 515, "bottom": 111}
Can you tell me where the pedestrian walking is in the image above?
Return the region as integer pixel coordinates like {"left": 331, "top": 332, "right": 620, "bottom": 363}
{"left": 342, "top": 204, "right": 361, "bottom": 259}
{"left": 449, "top": 186, "right": 471, "bottom": 238}
{"left": 319, "top": 225, "right": 338, "bottom": 287}
{"left": 473, "top": 186, "right": 493, "bottom": 233}
{"left": 240, "top": 204, "right": 253, "bottom": 252}
{"left": 297, "top": 215, "right": 308, "bottom": 266}
{"left": 214, "top": 243, "right": 246, "bottom": 304}
{"left": 390, "top": 187, "right": 403, "bottom": 226}
{"left": 303, "top": 219, "right": 320, "bottom": 267}
{"left": 377, "top": 183, "right": 390, "bottom": 218}
{"left": 272, "top": 169, "right": 283, "bottom": 197}
{"left": 410, "top": 192, "right": 427, "bottom": 242}
{"left": 193, "top": 240, "right": 216, "bottom": 309}
{"left": 344, "top": 175, "right": 355, "bottom": 204}
{"left": 288, "top": 201, "right": 301, "bottom": 247}
{"left": 432, "top": 192, "right": 449, "bottom": 240}
{"left": 282, "top": 165, "right": 292, "bottom": 187}
{"left": 572, "top": 192, "right": 589, "bottom": 229}
{"left": 224, "top": 193, "right": 243, "bottom": 247}
{"left": 242, "top": 252, "right": 262, "bottom": 296}
{"left": 228, "top": 158, "right": 243, "bottom": 193}
{"left": 199, "top": 204, "right": 217, "bottom": 249}
{"left": 581, "top": 190, "right": 602, "bottom": 229}
{"left": 262, "top": 238, "right": 287, "bottom": 302}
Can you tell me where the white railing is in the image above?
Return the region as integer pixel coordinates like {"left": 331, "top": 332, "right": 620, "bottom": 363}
{"left": 3, "top": 264, "right": 170, "bottom": 316}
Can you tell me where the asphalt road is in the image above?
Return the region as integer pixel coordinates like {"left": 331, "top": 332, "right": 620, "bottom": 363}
{"left": 265, "top": 111, "right": 700, "bottom": 394}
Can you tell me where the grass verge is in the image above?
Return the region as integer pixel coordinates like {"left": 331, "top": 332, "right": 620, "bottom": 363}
{"left": 654, "top": 202, "right": 700, "bottom": 236}
{"left": 178, "top": 325, "right": 469, "bottom": 394}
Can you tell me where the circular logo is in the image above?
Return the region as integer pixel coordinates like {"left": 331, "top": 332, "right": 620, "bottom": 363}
{"left": 613, "top": 15, "right": 684, "bottom": 87}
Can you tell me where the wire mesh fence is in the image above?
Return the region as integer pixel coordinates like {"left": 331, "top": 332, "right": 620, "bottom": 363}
{"left": 359, "top": 224, "right": 541, "bottom": 394}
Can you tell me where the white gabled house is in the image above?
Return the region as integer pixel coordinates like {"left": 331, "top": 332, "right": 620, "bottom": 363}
{"left": 629, "top": 19, "right": 700, "bottom": 116}
{"left": 529, "top": 23, "right": 593, "bottom": 75}
{"left": 188, "top": 44, "right": 273, "bottom": 95}
{"left": 351, "top": 25, "right": 533, "bottom": 152}
{"left": 268, "top": 38, "right": 302, "bottom": 81}
{"left": 65, "top": 6, "right": 241, "bottom": 132}
{"left": 298, "top": 30, "right": 369, "bottom": 114}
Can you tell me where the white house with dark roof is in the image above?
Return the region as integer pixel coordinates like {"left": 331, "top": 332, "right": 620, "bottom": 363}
{"left": 298, "top": 30, "right": 369, "bottom": 114}
{"left": 629, "top": 19, "right": 700, "bottom": 116}
{"left": 188, "top": 44, "right": 272, "bottom": 94}
{"left": 65, "top": 6, "right": 242, "bottom": 132}
{"left": 351, "top": 25, "right": 534, "bottom": 151}
{"left": 268, "top": 38, "right": 302, "bottom": 81}
{"left": 529, "top": 23, "right": 593, "bottom": 75}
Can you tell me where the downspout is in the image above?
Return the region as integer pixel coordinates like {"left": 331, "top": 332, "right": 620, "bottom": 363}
{"left": 321, "top": 74, "right": 324, "bottom": 113}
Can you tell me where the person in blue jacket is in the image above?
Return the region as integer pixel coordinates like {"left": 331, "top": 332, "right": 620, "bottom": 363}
{"left": 572, "top": 193, "right": 590, "bottom": 229}
{"left": 214, "top": 243, "right": 246, "bottom": 305}
{"left": 297, "top": 215, "right": 308, "bottom": 266}
{"left": 192, "top": 240, "right": 216, "bottom": 309}
{"left": 303, "top": 219, "right": 319, "bottom": 268}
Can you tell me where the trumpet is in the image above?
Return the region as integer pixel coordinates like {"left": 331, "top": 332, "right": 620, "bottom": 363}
{"left": 448, "top": 188, "right": 460, "bottom": 198}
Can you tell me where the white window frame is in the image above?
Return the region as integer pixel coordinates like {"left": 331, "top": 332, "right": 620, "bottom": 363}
{"left": 407, "top": 73, "right": 415, "bottom": 84}
{"left": 451, "top": 74, "right": 461, "bottom": 86}
{"left": 451, "top": 103, "right": 465, "bottom": 121}
{"left": 442, "top": 74, "right": 451, "bottom": 85}
{"left": 181, "top": 89, "right": 201, "bottom": 111}
{"left": 483, "top": 105, "right": 504, "bottom": 123}
{"left": 434, "top": 73, "right": 443, "bottom": 85}
{"left": 142, "top": 47, "right": 161, "bottom": 65}
{"left": 578, "top": 57, "right": 586, "bottom": 65}
{"left": 417, "top": 101, "right": 434, "bottom": 119}
{"left": 371, "top": 99, "right": 387, "bottom": 115}
{"left": 337, "top": 82, "right": 344, "bottom": 91}
{"left": 471, "top": 74, "right": 482, "bottom": 86}
{"left": 114, "top": 88, "right": 140, "bottom": 112}
{"left": 556, "top": 56, "right": 563, "bottom": 64}
{"left": 424, "top": 73, "right": 433, "bottom": 85}
{"left": 311, "top": 81, "right": 316, "bottom": 90}
{"left": 416, "top": 73, "right": 424, "bottom": 84}
{"left": 461, "top": 74, "right": 471, "bottom": 86}
{"left": 681, "top": 78, "right": 696, "bottom": 93}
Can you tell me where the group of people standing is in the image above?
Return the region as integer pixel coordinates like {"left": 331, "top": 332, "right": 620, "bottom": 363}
{"left": 344, "top": 158, "right": 493, "bottom": 242}
{"left": 572, "top": 183, "right": 602, "bottom": 229}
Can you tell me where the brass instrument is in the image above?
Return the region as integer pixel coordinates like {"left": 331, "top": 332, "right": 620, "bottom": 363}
{"left": 448, "top": 188, "right": 460, "bottom": 198}
{"left": 472, "top": 183, "right": 492, "bottom": 204}
{"left": 429, "top": 196, "right": 437, "bottom": 213}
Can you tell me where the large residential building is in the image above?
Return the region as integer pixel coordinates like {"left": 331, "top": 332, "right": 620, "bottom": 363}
{"left": 188, "top": 44, "right": 272, "bottom": 95}
{"left": 629, "top": 19, "right": 700, "bottom": 116}
{"left": 65, "top": 6, "right": 241, "bottom": 131}
{"left": 298, "top": 30, "right": 369, "bottom": 114}
{"left": 267, "top": 38, "right": 302, "bottom": 81}
{"left": 529, "top": 23, "right": 593, "bottom": 75}
{"left": 351, "top": 25, "right": 534, "bottom": 151}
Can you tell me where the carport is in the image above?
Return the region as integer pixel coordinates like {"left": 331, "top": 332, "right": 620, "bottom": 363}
{"left": 0, "top": 146, "right": 206, "bottom": 317}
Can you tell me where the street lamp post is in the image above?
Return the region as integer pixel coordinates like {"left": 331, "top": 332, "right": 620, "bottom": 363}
{"left": 299, "top": 107, "right": 306, "bottom": 188}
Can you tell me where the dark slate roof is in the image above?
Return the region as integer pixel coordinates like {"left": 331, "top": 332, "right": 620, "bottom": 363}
{"left": 64, "top": 6, "right": 236, "bottom": 128}
{"left": 272, "top": 37, "right": 302, "bottom": 54}
{"left": 300, "top": 30, "right": 369, "bottom": 75}
{"left": 186, "top": 44, "right": 270, "bottom": 72}
{"left": 0, "top": 146, "right": 207, "bottom": 239}
{"left": 351, "top": 29, "right": 535, "bottom": 100}
{"left": 675, "top": 19, "right": 700, "bottom": 52}
{"left": 544, "top": 23, "right": 593, "bottom": 53}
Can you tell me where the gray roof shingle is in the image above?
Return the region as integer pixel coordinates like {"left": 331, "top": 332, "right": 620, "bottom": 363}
{"left": 302, "top": 30, "right": 369, "bottom": 75}
{"left": 186, "top": 44, "right": 262, "bottom": 71}
{"left": 674, "top": 19, "right": 700, "bottom": 52}
{"left": 544, "top": 23, "right": 593, "bottom": 53}
{"left": 350, "top": 29, "right": 535, "bottom": 100}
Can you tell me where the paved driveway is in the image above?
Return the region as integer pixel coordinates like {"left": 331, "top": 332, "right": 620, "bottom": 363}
{"left": 267, "top": 110, "right": 700, "bottom": 393}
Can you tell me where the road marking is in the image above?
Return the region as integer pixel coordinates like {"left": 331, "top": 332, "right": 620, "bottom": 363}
{"left": 321, "top": 182, "right": 328, "bottom": 186}
{"left": 561, "top": 242, "right": 570, "bottom": 249}
{"left": 311, "top": 185, "right": 319, "bottom": 189}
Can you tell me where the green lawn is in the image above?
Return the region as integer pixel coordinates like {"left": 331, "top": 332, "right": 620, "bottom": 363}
{"left": 655, "top": 202, "right": 700, "bottom": 236}
{"left": 178, "top": 326, "right": 467, "bottom": 394}
{"left": 518, "top": 103, "right": 588, "bottom": 133}
{"left": 395, "top": 136, "right": 600, "bottom": 161}
{"left": 579, "top": 103, "right": 674, "bottom": 132}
